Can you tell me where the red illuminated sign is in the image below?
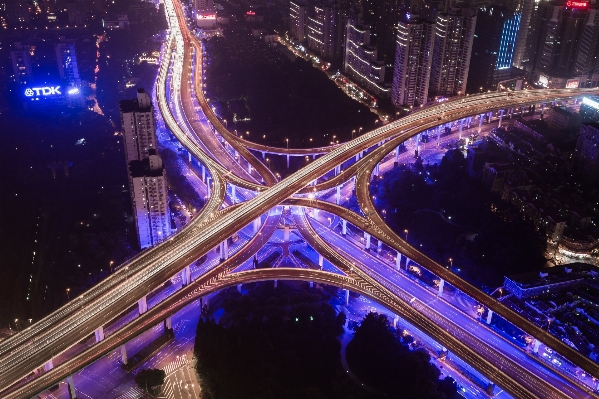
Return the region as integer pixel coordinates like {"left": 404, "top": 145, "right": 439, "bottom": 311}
{"left": 246, "top": 10, "right": 256, "bottom": 15}
{"left": 566, "top": 1, "right": 588, "bottom": 7}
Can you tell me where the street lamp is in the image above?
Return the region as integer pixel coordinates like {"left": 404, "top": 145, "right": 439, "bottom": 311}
{"left": 404, "top": 229, "right": 408, "bottom": 242}
{"left": 286, "top": 138, "right": 289, "bottom": 150}
{"left": 110, "top": 260, "right": 114, "bottom": 273}
{"left": 359, "top": 127, "right": 363, "bottom": 134}
{"left": 66, "top": 288, "right": 71, "bottom": 300}
{"left": 352, "top": 129, "right": 356, "bottom": 140}
{"left": 449, "top": 258, "right": 453, "bottom": 268}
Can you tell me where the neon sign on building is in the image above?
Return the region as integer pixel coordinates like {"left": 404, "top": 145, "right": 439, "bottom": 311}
{"left": 566, "top": 1, "right": 588, "bottom": 7}
{"left": 24, "top": 86, "right": 62, "bottom": 96}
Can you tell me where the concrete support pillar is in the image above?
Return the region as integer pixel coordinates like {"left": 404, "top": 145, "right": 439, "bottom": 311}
{"left": 274, "top": 280, "right": 278, "bottom": 289}
{"left": 393, "top": 315, "right": 399, "bottom": 328}
{"left": 67, "top": 375, "right": 77, "bottom": 399}
{"left": 248, "top": 164, "right": 252, "bottom": 174}
{"left": 318, "top": 254, "right": 324, "bottom": 269}
{"left": 486, "top": 309, "right": 493, "bottom": 325}
{"left": 286, "top": 154, "right": 290, "bottom": 169}
{"left": 373, "top": 163, "right": 380, "bottom": 177}
{"left": 231, "top": 185, "right": 236, "bottom": 204}
{"left": 138, "top": 296, "right": 148, "bottom": 315}
{"left": 405, "top": 257, "right": 411, "bottom": 271}
{"left": 488, "top": 111, "right": 493, "bottom": 123}
{"left": 206, "top": 177, "right": 212, "bottom": 198}
{"left": 253, "top": 217, "right": 261, "bottom": 234}
{"left": 438, "top": 279, "right": 444, "bottom": 297}
{"left": 261, "top": 151, "right": 265, "bottom": 159}
{"left": 121, "top": 345, "right": 128, "bottom": 365}
{"left": 436, "top": 125, "right": 441, "bottom": 142}
{"left": 459, "top": 119, "right": 464, "bottom": 139}
{"left": 394, "top": 146, "right": 400, "bottom": 166}
{"left": 395, "top": 252, "right": 402, "bottom": 270}
{"left": 540, "top": 103, "right": 546, "bottom": 119}
{"left": 342, "top": 219, "right": 347, "bottom": 235}
{"left": 44, "top": 360, "right": 54, "bottom": 372}
{"left": 364, "top": 232, "right": 371, "bottom": 250}
{"left": 355, "top": 153, "right": 360, "bottom": 162}
{"left": 188, "top": 152, "right": 192, "bottom": 163}
{"left": 533, "top": 339, "right": 541, "bottom": 353}
{"left": 164, "top": 316, "right": 173, "bottom": 330}
{"left": 200, "top": 295, "right": 210, "bottom": 309}
{"left": 336, "top": 186, "right": 341, "bottom": 205}
{"left": 94, "top": 326, "right": 104, "bottom": 343}
{"left": 478, "top": 114, "right": 484, "bottom": 133}
{"left": 181, "top": 265, "right": 191, "bottom": 286}
{"left": 345, "top": 289, "right": 350, "bottom": 306}
{"left": 219, "top": 241, "right": 225, "bottom": 260}
{"left": 509, "top": 107, "right": 514, "bottom": 119}
{"left": 314, "top": 209, "right": 319, "bottom": 217}
{"left": 284, "top": 225, "right": 290, "bottom": 242}
{"left": 237, "top": 284, "right": 242, "bottom": 293}
{"left": 309, "top": 281, "right": 314, "bottom": 288}
{"left": 498, "top": 110, "right": 504, "bottom": 128}
{"left": 201, "top": 164, "right": 206, "bottom": 182}
{"left": 377, "top": 239, "right": 382, "bottom": 253}
{"left": 334, "top": 165, "right": 341, "bottom": 175}
{"left": 223, "top": 240, "right": 229, "bottom": 260}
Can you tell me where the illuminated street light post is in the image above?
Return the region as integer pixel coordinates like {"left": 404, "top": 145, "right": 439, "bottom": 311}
{"left": 404, "top": 229, "right": 408, "bottom": 242}
{"left": 66, "top": 288, "right": 71, "bottom": 300}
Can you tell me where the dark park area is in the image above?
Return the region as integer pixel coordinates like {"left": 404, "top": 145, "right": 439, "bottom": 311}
{"left": 369, "top": 149, "right": 547, "bottom": 288}
{"left": 203, "top": 27, "right": 378, "bottom": 149}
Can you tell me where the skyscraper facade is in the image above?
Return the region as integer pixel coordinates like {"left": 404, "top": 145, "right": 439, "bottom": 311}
{"left": 307, "top": 1, "right": 344, "bottom": 61}
{"left": 290, "top": 0, "right": 308, "bottom": 42}
{"left": 343, "top": 3, "right": 389, "bottom": 97}
{"left": 391, "top": 15, "right": 435, "bottom": 107}
{"left": 120, "top": 89, "right": 171, "bottom": 249}
{"left": 467, "top": 6, "right": 520, "bottom": 93}
{"left": 10, "top": 42, "right": 33, "bottom": 84}
{"left": 429, "top": 6, "right": 477, "bottom": 97}
{"left": 54, "top": 37, "right": 81, "bottom": 86}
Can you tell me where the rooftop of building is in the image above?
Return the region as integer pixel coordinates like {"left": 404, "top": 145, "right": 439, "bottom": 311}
{"left": 550, "top": 106, "right": 575, "bottom": 117}
{"left": 128, "top": 154, "right": 164, "bottom": 178}
{"left": 505, "top": 263, "right": 598, "bottom": 289}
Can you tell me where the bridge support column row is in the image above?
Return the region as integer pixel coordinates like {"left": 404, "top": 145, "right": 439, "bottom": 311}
{"left": 437, "top": 279, "right": 444, "bottom": 297}
{"left": 138, "top": 296, "right": 148, "bottom": 315}
{"left": 94, "top": 326, "right": 104, "bottom": 343}
{"left": 364, "top": 233, "right": 371, "bottom": 250}
{"left": 498, "top": 110, "right": 504, "bottom": 128}
{"left": 395, "top": 252, "right": 402, "bottom": 270}
{"left": 181, "top": 265, "right": 191, "bottom": 286}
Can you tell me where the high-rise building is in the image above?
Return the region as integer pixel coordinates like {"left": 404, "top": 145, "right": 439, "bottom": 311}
{"left": 429, "top": 5, "right": 477, "bottom": 97}
{"left": 574, "top": 9, "right": 599, "bottom": 86}
{"left": 391, "top": 15, "right": 435, "bottom": 107}
{"left": 128, "top": 155, "right": 171, "bottom": 249}
{"left": 579, "top": 97, "right": 599, "bottom": 123}
{"left": 120, "top": 89, "right": 171, "bottom": 249}
{"left": 362, "top": 0, "right": 402, "bottom": 63}
{"left": 120, "top": 89, "right": 158, "bottom": 163}
{"left": 575, "top": 123, "right": 599, "bottom": 184}
{"left": 343, "top": 3, "right": 390, "bottom": 97}
{"left": 526, "top": 1, "right": 589, "bottom": 87}
{"left": 54, "top": 37, "right": 81, "bottom": 86}
{"left": 194, "top": 0, "right": 216, "bottom": 28}
{"left": 512, "top": 0, "right": 535, "bottom": 69}
{"left": 290, "top": 0, "right": 308, "bottom": 42}
{"left": 467, "top": 6, "right": 520, "bottom": 93}
{"left": 307, "top": 1, "right": 344, "bottom": 61}
{"left": 10, "top": 42, "right": 33, "bottom": 84}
